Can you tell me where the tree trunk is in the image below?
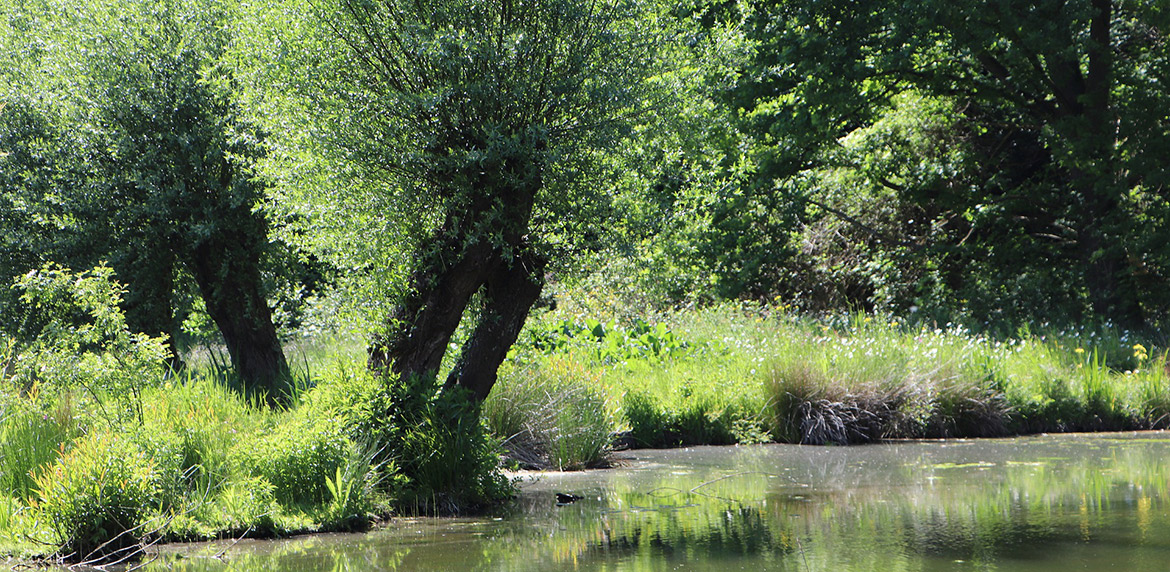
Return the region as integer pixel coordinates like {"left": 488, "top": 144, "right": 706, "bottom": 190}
{"left": 368, "top": 238, "right": 501, "bottom": 383}
{"left": 188, "top": 233, "right": 290, "bottom": 407}
{"left": 1069, "top": 0, "right": 1144, "bottom": 329}
{"left": 444, "top": 250, "right": 546, "bottom": 400}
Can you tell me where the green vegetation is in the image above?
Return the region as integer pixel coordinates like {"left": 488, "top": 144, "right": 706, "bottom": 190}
{"left": 0, "top": 267, "right": 509, "bottom": 563}
{"left": 2, "top": 0, "right": 1170, "bottom": 565}
{"left": 497, "top": 295, "right": 1170, "bottom": 455}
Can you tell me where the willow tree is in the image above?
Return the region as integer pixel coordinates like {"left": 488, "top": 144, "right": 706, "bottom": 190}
{"left": 237, "top": 0, "right": 661, "bottom": 398}
{"left": 2, "top": 0, "right": 291, "bottom": 404}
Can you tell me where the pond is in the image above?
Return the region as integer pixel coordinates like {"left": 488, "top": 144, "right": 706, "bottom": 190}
{"left": 143, "top": 432, "right": 1170, "bottom": 571}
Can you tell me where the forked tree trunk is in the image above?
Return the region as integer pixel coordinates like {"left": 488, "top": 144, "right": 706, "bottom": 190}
{"left": 368, "top": 244, "right": 545, "bottom": 402}
{"left": 369, "top": 154, "right": 544, "bottom": 401}
{"left": 368, "top": 239, "right": 501, "bottom": 382}
{"left": 444, "top": 250, "right": 546, "bottom": 400}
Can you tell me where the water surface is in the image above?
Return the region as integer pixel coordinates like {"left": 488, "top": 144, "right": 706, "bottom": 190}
{"left": 147, "top": 433, "right": 1170, "bottom": 571}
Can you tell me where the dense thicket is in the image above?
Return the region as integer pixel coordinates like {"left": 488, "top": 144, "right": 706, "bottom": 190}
{"left": 634, "top": 0, "right": 1170, "bottom": 331}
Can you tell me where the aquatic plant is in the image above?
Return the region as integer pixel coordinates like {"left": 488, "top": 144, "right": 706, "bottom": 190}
{"left": 33, "top": 432, "right": 158, "bottom": 563}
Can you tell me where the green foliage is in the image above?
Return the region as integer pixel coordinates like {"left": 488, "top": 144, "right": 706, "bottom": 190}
{"left": 525, "top": 318, "right": 697, "bottom": 363}
{"left": 230, "top": 415, "right": 352, "bottom": 507}
{"left": 484, "top": 358, "right": 612, "bottom": 470}
{"left": 0, "top": 397, "right": 79, "bottom": 501}
{"left": 377, "top": 375, "right": 512, "bottom": 514}
{"left": 206, "top": 477, "right": 278, "bottom": 535}
{"left": 723, "top": 0, "right": 1170, "bottom": 329}
{"left": 5, "top": 265, "right": 170, "bottom": 424}
{"left": 32, "top": 432, "right": 158, "bottom": 562}
{"left": 237, "top": 0, "right": 664, "bottom": 259}
{"left": 300, "top": 364, "right": 509, "bottom": 514}
{"left": 1, "top": 0, "right": 293, "bottom": 399}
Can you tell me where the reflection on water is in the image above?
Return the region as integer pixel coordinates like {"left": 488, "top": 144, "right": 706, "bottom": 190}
{"left": 143, "top": 433, "right": 1170, "bottom": 571}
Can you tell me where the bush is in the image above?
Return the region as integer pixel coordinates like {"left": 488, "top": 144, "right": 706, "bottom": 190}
{"left": 373, "top": 373, "right": 512, "bottom": 514}
{"left": 4, "top": 265, "right": 170, "bottom": 424}
{"left": 33, "top": 432, "right": 158, "bottom": 562}
{"left": 484, "top": 358, "right": 612, "bottom": 470}
{"left": 231, "top": 415, "right": 351, "bottom": 507}
{"left": 300, "top": 365, "right": 512, "bottom": 514}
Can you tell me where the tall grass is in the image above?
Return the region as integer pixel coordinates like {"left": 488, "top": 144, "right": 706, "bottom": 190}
{"left": 505, "top": 300, "right": 1170, "bottom": 450}
{"left": 0, "top": 396, "right": 80, "bottom": 501}
{"left": 484, "top": 358, "right": 612, "bottom": 470}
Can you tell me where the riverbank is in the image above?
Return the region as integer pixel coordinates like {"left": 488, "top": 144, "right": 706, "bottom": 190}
{"left": 487, "top": 303, "right": 1170, "bottom": 470}
{"left": 43, "top": 432, "right": 1170, "bottom": 572}
{"left": 4, "top": 295, "right": 1170, "bottom": 563}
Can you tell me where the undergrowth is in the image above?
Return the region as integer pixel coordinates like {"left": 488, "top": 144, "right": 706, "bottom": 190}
{"left": 5, "top": 265, "right": 1170, "bottom": 564}
{"left": 497, "top": 298, "right": 1170, "bottom": 449}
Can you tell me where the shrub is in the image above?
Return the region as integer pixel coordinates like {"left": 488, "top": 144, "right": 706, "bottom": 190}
{"left": 5, "top": 265, "right": 170, "bottom": 425}
{"left": 368, "top": 373, "right": 511, "bottom": 514}
{"left": 230, "top": 415, "right": 351, "bottom": 507}
{"left": 33, "top": 432, "right": 158, "bottom": 562}
{"left": 302, "top": 366, "right": 511, "bottom": 513}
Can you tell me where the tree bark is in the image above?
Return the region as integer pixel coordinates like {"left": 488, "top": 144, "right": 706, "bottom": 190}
{"left": 444, "top": 249, "right": 546, "bottom": 401}
{"left": 368, "top": 238, "right": 501, "bottom": 383}
{"left": 188, "top": 230, "right": 290, "bottom": 407}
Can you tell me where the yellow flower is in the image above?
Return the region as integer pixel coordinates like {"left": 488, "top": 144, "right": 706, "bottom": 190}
{"left": 1074, "top": 348, "right": 1085, "bottom": 354}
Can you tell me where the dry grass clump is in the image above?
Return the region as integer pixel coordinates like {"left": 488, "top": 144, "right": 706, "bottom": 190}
{"left": 766, "top": 360, "right": 903, "bottom": 445}
{"left": 764, "top": 327, "right": 1013, "bottom": 444}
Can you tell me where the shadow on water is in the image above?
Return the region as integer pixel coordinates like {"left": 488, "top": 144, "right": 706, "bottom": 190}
{"left": 137, "top": 432, "right": 1170, "bottom": 572}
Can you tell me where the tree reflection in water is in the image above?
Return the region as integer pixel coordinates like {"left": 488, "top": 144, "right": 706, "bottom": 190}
{"left": 143, "top": 434, "right": 1170, "bottom": 572}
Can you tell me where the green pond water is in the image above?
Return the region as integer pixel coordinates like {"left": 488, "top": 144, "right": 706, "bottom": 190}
{"left": 144, "top": 433, "right": 1170, "bottom": 571}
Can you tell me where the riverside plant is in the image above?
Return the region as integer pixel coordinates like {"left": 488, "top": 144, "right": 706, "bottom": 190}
{"left": 32, "top": 432, "right": 158, "bottom": 563}
{"left": 483, "top": 357, "right": 612, "bottom": 470}
{"left": 507, "top": 301, "right": 1170, "bottom": 449}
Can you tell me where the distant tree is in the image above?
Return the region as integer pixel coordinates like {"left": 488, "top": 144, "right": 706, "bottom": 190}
{"left": 236, "top": 0, "right": 663, "bottom": 399}
{"left": 723, "top": 0, "right": 1170, "bottom": 327}
{"left": 0, "top": 0, "right": 292, "bottom": 404}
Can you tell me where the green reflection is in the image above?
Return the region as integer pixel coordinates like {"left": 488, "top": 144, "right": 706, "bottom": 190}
{"left": 140, "top": 434, "right": 1170, "bottom": 572}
